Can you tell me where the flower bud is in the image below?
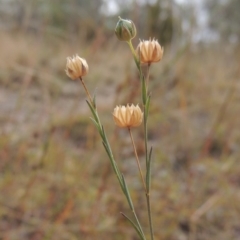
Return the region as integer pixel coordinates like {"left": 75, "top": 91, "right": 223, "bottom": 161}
{"left": 113, "top": 104, "right": 143, "bottom": 128}
{"left": 115, "top": 17, "right": 136, "bottom": 42}
{"left": 65, "top": 55, "right": 89, "bottom": 80}
{"left": 137, "top": 39, "right": 163, "bottom": 64}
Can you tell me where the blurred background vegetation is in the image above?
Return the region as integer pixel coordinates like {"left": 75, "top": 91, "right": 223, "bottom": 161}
{"left": 0, "top": 0, "right": 240, "bottom": 239}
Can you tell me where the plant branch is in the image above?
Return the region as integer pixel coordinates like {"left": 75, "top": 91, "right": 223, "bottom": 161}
{"left": 128, "top": 127, "right": 147, "bottom": 192}
{"left": 79, "top": 77, "right": 93, "bottom": 105}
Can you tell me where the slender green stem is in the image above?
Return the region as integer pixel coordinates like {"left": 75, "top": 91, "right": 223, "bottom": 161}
{"left": 143, "top": 101, "right": 155, "bottom": 240}
{"left": 128, "top": 127, "right": 147, "bottom": 192}
{"left": 146, "top": 194, "right": 154, "bottom": 240}
{"left": 141, "top": 63, "right": 155, "bottom": 240}
{"left": 143, "top": 64, "right": 151, "bottom": 168}
{"left": 127, "top": 40, "right": 140, "bottom": 71}
{"left": 143, "top": 65, "right": 150, "bottom": 167}
{"left": 146, "top": 63, "right": 151, "bottom": 92}
{"left": 143, "top": 110, "right": 148, "bottom": 166}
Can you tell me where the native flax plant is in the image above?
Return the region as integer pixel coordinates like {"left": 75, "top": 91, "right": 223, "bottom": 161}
{"left": 65, "top": 17, "right": 163, "bottom": 240}
{"left": 115, "top": 17, "right": 163, "bottom": 240}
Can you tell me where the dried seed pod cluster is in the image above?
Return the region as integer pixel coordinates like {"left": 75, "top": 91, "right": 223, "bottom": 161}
{"left": 65, "top": 55, "right": 89, "bottom": 80}
{"left": 113, "top": 104, "right": 143, "bottom": 128}
{"left": 137, "top": 39, "right": 163, "bottom": 64}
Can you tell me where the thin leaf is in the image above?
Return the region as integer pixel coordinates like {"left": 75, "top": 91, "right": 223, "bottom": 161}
{"left": 101, "top": 127, "right": 114, "bottom": 158}
{"left": 102, "top": 142, "right": 123, "bottom": 189}
{"left": 102, "top": 141, "right": 111, "bottom": 158}
{"left": 146, "top": 147, "right": 153, "bottom": 192}
{"left": 101, "top": 125, "right": 108, "bottom": 143}
{"left": 121, "top": 212, "right": 146, "bottom": 240}
{"left": 145, "top": 95, "right": 151, "bottom": 120}
{"left": 101, "top": 127, "right": 115, "bottom": 161}
{"left": 102, "top": 141, "right": 120, "bottom": 177}
{"left": 89, "top": 117, "right": 103, "bottom": 138}
{"left": 86, "top": 100, "right": 98, "bottom": 122}
{"left": 93, "top": 94, "right": 96, "bottom": 108}
{"left": 141, "top": 76, "right": 147, "bottom": 105}
{"left": 121, "top": 175, "right": 134, "bottom": 210}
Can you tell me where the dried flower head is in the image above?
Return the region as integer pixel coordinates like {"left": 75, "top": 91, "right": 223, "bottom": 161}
{"left": 115, "top": 17, "right": 136, "bottom": 42}
{"left": 65, "top": 55, "right": 89, "bottom": 80}
{"left": 137, "top": 39, "right": 163, "bottom": 64}
{"left": 113, "top": 104, "right": 143, "bottom": 128}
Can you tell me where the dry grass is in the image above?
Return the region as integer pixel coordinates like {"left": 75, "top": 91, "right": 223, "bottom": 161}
{"left": 0, "top": 30, "right": 240, "bottom": 240}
